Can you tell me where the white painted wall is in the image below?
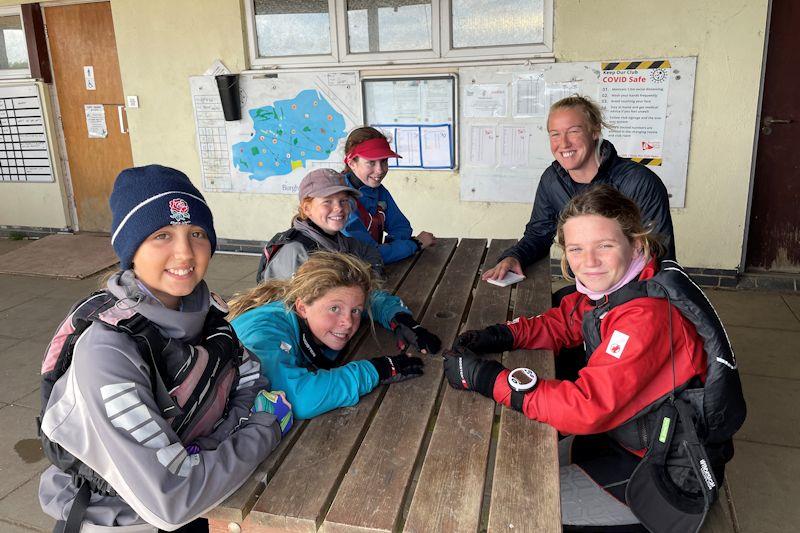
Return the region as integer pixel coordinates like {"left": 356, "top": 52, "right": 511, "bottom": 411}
{"left": 0, "top": 0, "right": 769, "bottom": 270}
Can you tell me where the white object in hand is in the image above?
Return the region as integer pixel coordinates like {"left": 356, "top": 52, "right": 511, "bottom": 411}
{"left": 486, "top": 271, "right": 526, "bottom": 287}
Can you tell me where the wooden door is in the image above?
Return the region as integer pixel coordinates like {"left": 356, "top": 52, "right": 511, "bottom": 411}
{"left": 746, "top": 0, "right": 800, "bottom": 272}
{"left": 44, "top": 1, "right": 132, "bottom": 232}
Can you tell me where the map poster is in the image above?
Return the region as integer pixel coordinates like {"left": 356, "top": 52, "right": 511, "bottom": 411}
{"left": 231, "top": 89, "right": 346, "bottom": 182}
{"left": 598, "top": 62, "right": 670, "bottom": 161}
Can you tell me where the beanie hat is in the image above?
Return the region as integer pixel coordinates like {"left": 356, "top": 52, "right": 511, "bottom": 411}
{"left": 110, "top": 165, "right": 217, "bottom": 269}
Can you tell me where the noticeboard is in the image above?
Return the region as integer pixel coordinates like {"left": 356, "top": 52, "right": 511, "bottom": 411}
{"left": 362, "top": 75, "right": 457, "bottom": 170}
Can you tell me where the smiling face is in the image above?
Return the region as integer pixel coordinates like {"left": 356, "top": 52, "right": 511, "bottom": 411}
{"left": 548, "top": 107, "right": 600, "bottom": 182}
{"left": 302, "top": 191, "right": 353, "bottom": 234}
{"left": 132, "top": 224, "right": 211, "bottom": 309}
{"left": 563, "top": 214, "right": 639, "bottom": 293}
{"left": 347, "top": 157, "right": 389, "bottom": 188}
{"left": 295, "top": 286, "right": 365, "bottom": 351}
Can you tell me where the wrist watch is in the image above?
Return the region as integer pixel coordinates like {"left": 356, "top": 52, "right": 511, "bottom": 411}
{"left": 508, "top": 367, "right": 538, "bottom": 412}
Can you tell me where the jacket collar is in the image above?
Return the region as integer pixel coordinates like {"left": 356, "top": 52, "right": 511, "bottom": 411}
{"left": 106, "top": 270, "right": 209, "bottom": 342}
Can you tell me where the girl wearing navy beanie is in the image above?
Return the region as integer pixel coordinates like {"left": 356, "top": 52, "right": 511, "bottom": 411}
{"left": 39, "top": 165, "right": 290, "bottom": 532}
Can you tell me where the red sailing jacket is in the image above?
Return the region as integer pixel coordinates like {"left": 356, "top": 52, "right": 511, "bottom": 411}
{"left": 492, "top": 260, "right": 708, "bottom": 452}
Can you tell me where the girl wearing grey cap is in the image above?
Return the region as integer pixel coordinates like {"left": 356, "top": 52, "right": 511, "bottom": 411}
{"left": 254, "top": 167, "right": 441, "bottom": 358}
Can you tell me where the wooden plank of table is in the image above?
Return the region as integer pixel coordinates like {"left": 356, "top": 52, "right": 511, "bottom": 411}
{"left": 205, "top": 254, "right": 419, "bottom": 525}
{"left": 245, "top": 240, "right": 457, "bottom": 532}
{"left": 403, "top": 239, "right": 518, "bottom": 533}
{"left": 488, "top": 256, "right": 561, "bottom": 532}
{"left": 322, "top": 238, "right": 492, "bottom": 533}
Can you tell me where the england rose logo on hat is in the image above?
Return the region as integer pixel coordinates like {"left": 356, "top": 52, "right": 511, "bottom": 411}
{"left": 169, "top": 198, "right": 191, "bottom": 224}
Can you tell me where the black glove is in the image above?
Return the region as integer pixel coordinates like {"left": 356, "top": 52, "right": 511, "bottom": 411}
{"left": 201, "top": 307, "right": 242, "bottom": 360}
{"left": 391, "top": 313, "right": 442, "bottom": 354}
{"left": 370, "top": 354, "right": 425, "bottom": 384}
{"left": 453, "top": 324, "right": 514, "bottom": 354}
{"left": 442, "top": 348, "right": 505, "bottom": 399}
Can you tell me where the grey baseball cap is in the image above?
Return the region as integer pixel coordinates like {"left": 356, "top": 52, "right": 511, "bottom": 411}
{"left": 298, "top": 168, "right": 361, "bottom": 200}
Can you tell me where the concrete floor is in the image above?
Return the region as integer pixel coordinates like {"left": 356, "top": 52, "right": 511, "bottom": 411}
{"left": 0, "top": 239, "right": 797, "bottom": 532}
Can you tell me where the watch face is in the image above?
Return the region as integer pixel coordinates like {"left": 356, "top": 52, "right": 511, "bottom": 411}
{"left": 509, "top": 367, "right": 537, "bottom": 392}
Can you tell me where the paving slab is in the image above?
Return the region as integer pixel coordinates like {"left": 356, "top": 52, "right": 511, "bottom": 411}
{"left": 783, "top": 294, "right": 800, "bottom": 322}
{"left": 13, "top": 389, "right": 39, "bottom": 410}
{"left": 218, "top": 279, "right": 259, "bottom": 302}
{"left": 0, "top": 276, "right": 55, "bottom": 313}
{"left": 45, "top": 273, "right": 110, "bottom": 302}
{"left": 0, "top": 404, "right": 48, "bottom": 500}
{"left": 204, "top": 253, "right": 260, "bottom": 284}
{"left": 736, "top": 373, "right": 800, "bottom": 448}
{"left": 0, "top": 339, "right": 49, "bottom": 404}
{"left": 0, "top": 517, "right": 42, "bottom": 532}
{"left": 0, "top": 473, "right": 55, "bottom": 532}
{"left": 727, "top": 326, "right": 800, "bottom": 379}
{"left": 0, "top": 335, "right": 21, "bottom": 352}
{"left": 0, "top": 296, "right": 77, "bottom": 340}
{"left": 707, "top": 289, "right": 800, "bottom": 331}
{"left": 726, "top": 439, "right": 800, "bottom": 533}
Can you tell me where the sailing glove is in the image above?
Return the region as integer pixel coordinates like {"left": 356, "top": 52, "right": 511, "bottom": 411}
{"left": 391, "top": 313, "right": 442, "bottom": 354}
{"left": 453, "top": 324, "right": 514, "bottom": 355}
{"left": 370, "top": 354, "right": 425, "bottom": 385}
{"left": 443, "top": 348, "right": 504, "bottom": 399}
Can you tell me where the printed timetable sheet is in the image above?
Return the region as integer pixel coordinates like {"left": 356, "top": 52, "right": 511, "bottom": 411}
{"left": 0, "top": 84, "right": 53, "bottom": 183}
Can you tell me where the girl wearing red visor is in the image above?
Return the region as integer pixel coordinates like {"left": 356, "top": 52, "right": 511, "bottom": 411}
{"left": 341, "top": 127, "right": 436, "bottom": 264}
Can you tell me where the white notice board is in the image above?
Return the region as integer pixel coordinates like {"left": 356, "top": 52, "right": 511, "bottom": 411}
{"left": 362, "top": 76, "right": 456, "bottom": 170}
{"left": 189, "top": 71, "right": 362, "bottom": 194}
{"left": 0, "top": 83, "right": 54, "bottom": 183}
{"left": 459, "top": 57, "right": 696, "bottom": 207}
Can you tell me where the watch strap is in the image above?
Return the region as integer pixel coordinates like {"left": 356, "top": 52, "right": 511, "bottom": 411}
{"left": 511, "top": 390, "right": 526, "bottom": 412}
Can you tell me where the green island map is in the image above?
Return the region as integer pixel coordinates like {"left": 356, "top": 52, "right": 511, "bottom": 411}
{"left": 232, "top": 89, "right": 346, "bottom": 180}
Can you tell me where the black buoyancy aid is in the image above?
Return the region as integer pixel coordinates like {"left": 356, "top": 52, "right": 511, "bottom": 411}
{"left": 38, "top": 290, "right": 239, "bottom": 496}
{"left": 256, "top": 228, "right": 320, "bottom": 283}
{"left": 580, "top": 260, "right": 746, "bottom": 453}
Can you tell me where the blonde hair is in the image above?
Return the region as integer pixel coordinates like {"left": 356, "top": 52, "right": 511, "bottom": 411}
{"left": 548, "top": 95, "right": 610, "bottom": 136}
{"left": 555, "top": 185, "right": 664, "bottom": 280}
{"left": 227, "top": 251, "right": 380, "bottom": 320}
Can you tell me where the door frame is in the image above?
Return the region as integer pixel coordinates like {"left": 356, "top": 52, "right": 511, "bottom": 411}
{"left": 740, "top": 0, "right": 773, "bottom": 273}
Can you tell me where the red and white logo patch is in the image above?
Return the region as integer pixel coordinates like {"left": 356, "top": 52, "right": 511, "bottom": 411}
{"left": 606, "top": 330, "right": 630, "bottom": 359}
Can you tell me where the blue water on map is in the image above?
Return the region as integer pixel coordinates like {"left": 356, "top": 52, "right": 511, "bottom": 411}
{"left": 232, "top": 89, "right": 346, "bottom": 180}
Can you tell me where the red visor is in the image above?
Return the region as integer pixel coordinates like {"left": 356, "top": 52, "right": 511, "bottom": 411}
{"left": 344, "top": 137, "right": 401, "bottom": 164}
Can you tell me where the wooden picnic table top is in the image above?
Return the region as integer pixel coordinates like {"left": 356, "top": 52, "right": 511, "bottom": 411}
{"left": 207, "top": 238, "right": 560, "bottom": 533}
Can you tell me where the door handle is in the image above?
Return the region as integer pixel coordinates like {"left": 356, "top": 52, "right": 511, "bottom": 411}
{"left": 117, "top": 105, "right": 128, "bottom": 134}
{"left": 763, "top": 116, "right": 793, "bottom": 126}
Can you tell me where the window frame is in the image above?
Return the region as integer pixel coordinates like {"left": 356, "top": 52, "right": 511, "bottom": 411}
{"left": 245, "top": 0, "right": 553, "bottom": 68}
{"left": 244, "top": 0, "right": 341, "bottom": 67}
{"left": 335, "top": 0, "right": 441, "bottom": 63}
{"left": 440, "top": 0, "right": 553, "bottom": 60}
{"left": 0, "top": 5, "right": 31, "bottom": 79}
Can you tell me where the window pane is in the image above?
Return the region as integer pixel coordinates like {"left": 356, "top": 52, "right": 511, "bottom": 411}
{"left": 253, "top": 0, "right": 331, "bottom": 57}
{"left": 0, "top": 15, "right": 28, "bottom": 70}
{"left": 452, "top": 0, "right": 543, "bottom": 48}
{"left": 347, "top": 0, "right": 432, "bottom": 54}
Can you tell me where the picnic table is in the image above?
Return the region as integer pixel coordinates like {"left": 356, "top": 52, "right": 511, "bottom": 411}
{"left": 206, "top": 238, "right": 560, "bottom": 532}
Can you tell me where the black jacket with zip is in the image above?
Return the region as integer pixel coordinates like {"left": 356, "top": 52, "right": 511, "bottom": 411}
{"left": 499, "top": 140, "right": 676, "bottom": 266}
